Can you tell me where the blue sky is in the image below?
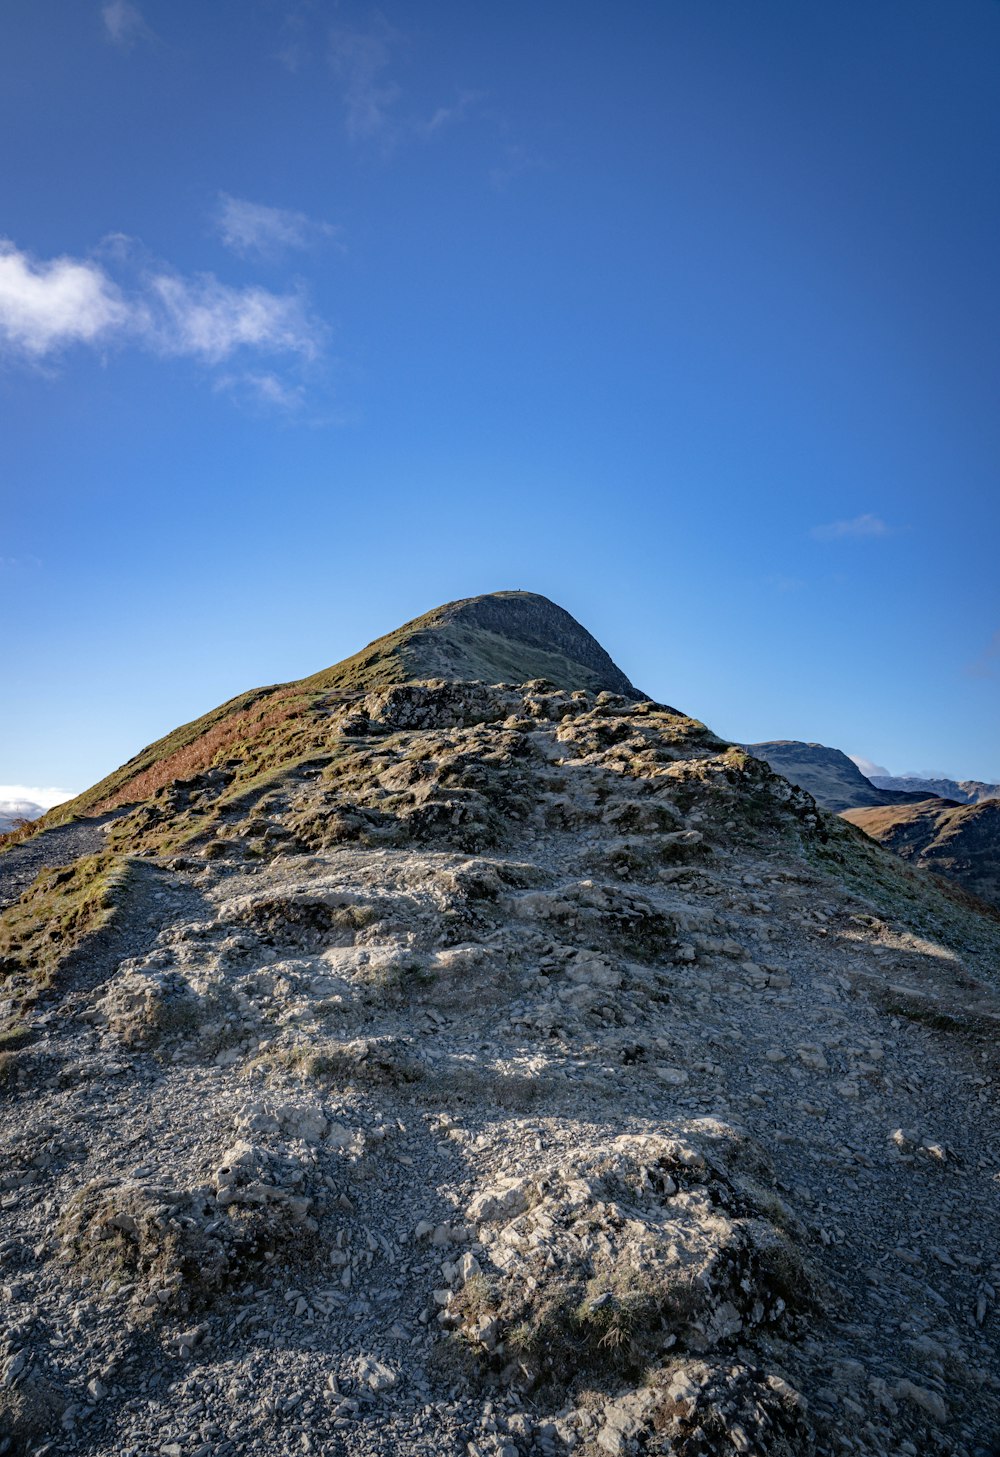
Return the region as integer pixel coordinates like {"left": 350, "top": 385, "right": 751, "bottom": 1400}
{"left": 2, "top": 0, "right": 999, "bottom": 801}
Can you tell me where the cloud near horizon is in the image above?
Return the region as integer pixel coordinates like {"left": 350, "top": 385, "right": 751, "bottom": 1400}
{"left": 0, "top": 784, "right": 76, "bottom": 811}
{"left": 0, "top": 238, "right": 323, "bottom": 383}
{"left": 848, "top": 754, "right": 891, "bottom": 780}
{"left": 810, "top": 513, "right": 890, "bottom": 542}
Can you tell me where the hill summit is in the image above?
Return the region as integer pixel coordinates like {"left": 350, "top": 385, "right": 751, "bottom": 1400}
{"left": 53, "top": 591, "right": 649, "bottom": 825}
{"left": 302, "top": 591, "right": 648, "bottom": 700}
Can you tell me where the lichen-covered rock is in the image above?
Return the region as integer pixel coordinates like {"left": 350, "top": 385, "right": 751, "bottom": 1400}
{"left": 453, "top": 1126, "right": 811, "bottom": 1388}
{"left": 589, "top": 1359, "right": 817, "bottom": 1456}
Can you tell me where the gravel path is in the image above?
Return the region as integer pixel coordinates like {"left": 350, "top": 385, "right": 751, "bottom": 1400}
{"left": 0, "top": 815, "right": 121, "bottom": 911}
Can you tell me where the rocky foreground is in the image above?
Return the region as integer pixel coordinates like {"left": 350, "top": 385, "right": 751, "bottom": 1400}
{"left": 2, "top": 610, "right": 1000, "bottom": 1456}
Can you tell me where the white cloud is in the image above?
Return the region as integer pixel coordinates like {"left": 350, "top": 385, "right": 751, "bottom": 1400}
{"left": 0, "top": 785, "right": 76, "bottom": 811}
{"left": 810, "top": 513, "right": 890, "bottom": 542}
{"left": 0, "top": 239, "right": 323, "bottom": 372}
{"left": 215, "top": 370, "right": 307, "bottom": 414}
{"left": 329, "top": 21, "right": 402, "bottom": 144}
{"left": 101, "top": 0, "right": 149, "bottom": 48}
{"left": 148, "top": 272, "right": 321, "bottom": 362}
{"left": 0, "top": 241, "right": 128, "bottom": 357}
{"left": 215, "top": 194, "right": 339, "bottom": 260}
{"left": 848, "top": 755, "right": 891, "bottom": 780}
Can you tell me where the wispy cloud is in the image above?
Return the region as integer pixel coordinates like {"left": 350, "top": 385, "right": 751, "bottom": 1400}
{"left": 490, "top": 142, "right": 543, "bottom": 191}
{"left": 329, "top": 19, "right": 402, "bottom": 145}
{"left": 215, "top": 370, "right": 307, "bottom": 414}
{"left": 965, "top": 629, "right": 1000, "bottom": 680}
{"left": 147, "top": 272, "right": 320, "bottom": 362}
{"left": 275, "top": 1, "right": 314, "bottom": 73}
{"left": 101, "top": 0, "right": 152, "bottom": 49}
{"left": 214, "top": 194, "right": 340, "bottom": 260}
{"left": 327, "top": 20, "right": 481, "bottom": 150}
{"left": 810, "top": 513, "right": 891, "bottom": 542}
{"left": 0, "top": 553, "right": 42, "bottom": 571}
{"left": 0, "top": 238, "right": 323, "bottom": 377}
{"left": 764, "top": 573, "right": 806, "bottom": 593}
{"left": 417, "top": 90, "right": 483, "bottom": 140}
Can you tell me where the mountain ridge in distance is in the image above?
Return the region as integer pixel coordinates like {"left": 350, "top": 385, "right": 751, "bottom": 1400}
{"left": 869, "top": 773, "right": 1000, "bottom": 805}
{"left": 743, "top": 739, "right": 933, "bottom": 813}
{"left": 747, "top": 739, "right": 1000, "bottom": 911}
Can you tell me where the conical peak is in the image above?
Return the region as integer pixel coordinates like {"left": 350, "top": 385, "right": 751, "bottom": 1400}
{"left": 51, "top": 590, "right": 652, "bottom": 823}
{"left": 303, "top": 589, "right": 647, "bottom": 700}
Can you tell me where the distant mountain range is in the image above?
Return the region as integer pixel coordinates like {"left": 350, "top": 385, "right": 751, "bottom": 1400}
{"left": 869, "top": 773, "right": 1000, "bottom": 804}
{"left": 742, "top": 741, "right": 930, "bottom": 813}
{"left": 747, "top": 739, "right": 1000, "bottom": 911}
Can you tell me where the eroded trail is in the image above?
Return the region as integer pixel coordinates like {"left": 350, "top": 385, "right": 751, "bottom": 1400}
{"left": 0, "top": 815, "right": 122, "bottom": 912}
{"left": 2, "top": 682, "right": 999, "bottom": 1457}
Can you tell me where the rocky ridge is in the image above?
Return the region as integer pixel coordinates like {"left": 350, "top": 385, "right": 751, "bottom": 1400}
{"left": 1, "top": 595, "right": 1000, "bottom": 1457}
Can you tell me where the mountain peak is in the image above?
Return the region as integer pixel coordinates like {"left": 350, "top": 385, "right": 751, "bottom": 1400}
{"left": 52, "top": 591, "right": 653, "bottom": 823}
{"left": 301, "top": 590, "right": 647, "bottom": 701}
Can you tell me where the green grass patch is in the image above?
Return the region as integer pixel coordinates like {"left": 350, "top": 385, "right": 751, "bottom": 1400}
{"left": 0, "top": 853, "right": 133, "bottom": 1016}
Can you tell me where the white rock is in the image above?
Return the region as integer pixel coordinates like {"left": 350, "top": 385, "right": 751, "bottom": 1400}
{"left": 358, "top": 1357, "right": 397, "bottom": 1394}
{"left": 467, "top": 1178, "right": 533, "bottom": 1225}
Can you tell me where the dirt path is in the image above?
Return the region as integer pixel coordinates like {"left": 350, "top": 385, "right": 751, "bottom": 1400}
{"left": 0, "top": 814, "right": 122, "bottom": 911}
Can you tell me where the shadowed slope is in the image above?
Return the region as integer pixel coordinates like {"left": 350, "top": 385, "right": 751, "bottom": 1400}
{"left": 843, "top": 795, "right": 1000, "bottom": 910}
